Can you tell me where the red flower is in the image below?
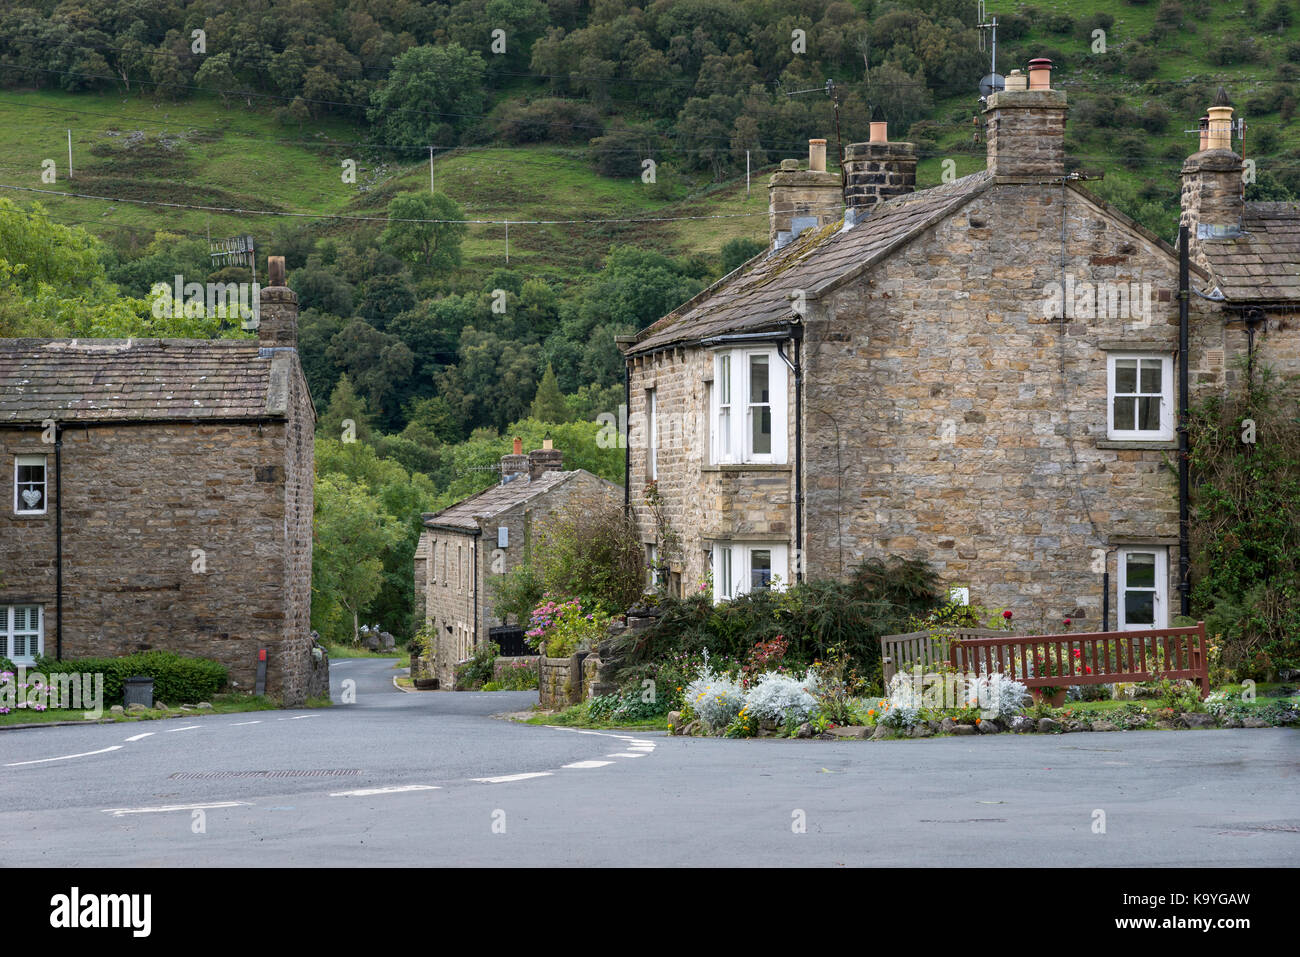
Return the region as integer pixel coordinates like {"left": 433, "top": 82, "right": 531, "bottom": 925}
{"left": 1073, "top": 649, "right": 1081, "bottom": 658}
{"left": 1002, "top": 610, "right": 1013, "bottom": 620}
{"left": 1085, "top": 666, "right": 1093, "bottom": 674}
{"left": 1064, "top": 617, "right": 1072, "bottom": 626}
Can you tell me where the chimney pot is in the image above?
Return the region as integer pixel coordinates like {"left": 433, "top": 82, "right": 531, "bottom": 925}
{"left": 1028, "top": 58, "right": 1053, "bottom": 90}
{"left": 869, "top": 121, "right": 888, "bottom": 144}
{"left": 268, "top": 255, "right": 286, "bottom": 286}
{"left": 808, "top": 138, "right": 827, "bottom": 172}
{"left": 513, "top": 436, "right": 523, "bottom": 455}
{"left": 1004, "top": 69, "right": 1028, "bottom": 91}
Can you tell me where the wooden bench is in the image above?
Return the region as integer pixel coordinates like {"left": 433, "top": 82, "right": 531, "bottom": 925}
{"left": 948, "top": 622, "right": 1210, "bottom": 699}
{"left": 881, "top": 628, "right": 1014, "bottom": 686}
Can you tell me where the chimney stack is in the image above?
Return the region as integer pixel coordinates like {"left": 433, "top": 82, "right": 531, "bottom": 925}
{"left": 500, "top": 436, "right": 528, "bottom": 484}
{"left": 1181, "top": 87, "right": 1244, "bottom": 243}
{"left": 258, "top": 255, "right": 298, "bottom": 348}
{"left": 983, "top": 58, "right": 1067, "bottom": 178}
{"left": 768, "top": 140, "right": 843, "bottom": 249}
{"left": 527, "top": 441, "right": 563, "bottom": 480}
{"left": 843, "top": 120, "right": 917, "bottom": 216}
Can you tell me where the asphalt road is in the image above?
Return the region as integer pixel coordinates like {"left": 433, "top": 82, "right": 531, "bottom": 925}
{"left": 1, "top": 658, "right": 1297, "bottom": 866}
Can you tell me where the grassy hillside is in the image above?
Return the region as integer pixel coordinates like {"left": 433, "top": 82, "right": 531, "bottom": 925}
{"left": 0, "top": 89, "right": 771, "bottom": 286}
{"left": 3, "top": 0, "right": 1298, "bottom": 273}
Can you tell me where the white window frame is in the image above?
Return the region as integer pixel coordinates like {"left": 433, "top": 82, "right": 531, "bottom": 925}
{"left": 1, "top": 604, "right": 43, "bottom": 665}
{"left": 1118, "top": 547, "right": 1168, "bottom": 631}
{"left": 1107, "top": 353, "right": 1174, "bottom": 440}
{"left": 710, "top": 348, "right": 788, "bottom": 464}
{"left": 14, "top": 454, "right": 48, "bottom": 515}
{"left": 712, "top": 543, "right": 788, "bottom": 602}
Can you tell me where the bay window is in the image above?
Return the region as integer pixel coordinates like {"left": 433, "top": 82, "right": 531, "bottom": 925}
{"left": 710, "top": 348, "right": 787, "bottom": 464}
{"left": 712, "top": 543, "right": 788, "bottom": 602}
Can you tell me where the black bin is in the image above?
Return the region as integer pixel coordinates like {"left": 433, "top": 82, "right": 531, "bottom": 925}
{"left": 123, "top": 676, "right": 154, "bottom": 708}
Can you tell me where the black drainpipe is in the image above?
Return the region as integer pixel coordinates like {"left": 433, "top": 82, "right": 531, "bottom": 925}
{"left": 55, "top": 424, "right": 64, "bottom": 660}
{"left": 775, "top": 329, "right": 804, "bottom": 583}
{"left": 623, "top": 358, "right": 631, "bottom": 512}
{"left": 1178, "top": 224, "right": 1191, "bottom": 619}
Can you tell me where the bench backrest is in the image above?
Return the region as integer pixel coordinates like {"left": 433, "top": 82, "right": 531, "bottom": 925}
{"left": 949, "top": 622, "right": 1209, "bottom": 698}
{"left": 881, "top": 627, "right": 1013, "bottom": 685}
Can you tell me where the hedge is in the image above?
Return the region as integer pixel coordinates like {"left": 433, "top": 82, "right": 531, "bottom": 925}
{"left": 33, "top": 650, "right": 228, "bottom": 704}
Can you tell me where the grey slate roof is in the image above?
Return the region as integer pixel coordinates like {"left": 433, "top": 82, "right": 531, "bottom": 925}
{"left": 0, "top": 338, "right": 281, "bottom": 423}
{"left": 423, "top": 470, "right": 585, "bottom": 532}
{"left": 1199, "top": 202, "right": 1300, "bottom": 304}
{"left": 627, "top": 170, "right": 994, "bottom": 355}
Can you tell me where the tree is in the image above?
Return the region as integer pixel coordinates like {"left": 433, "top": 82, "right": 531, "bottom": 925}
{"left": 720, "top": 237, "right": 764, "bottom": 273}
{"left": 366, "top": 43, "right": 487, "bottom": 148}
{"left": 326, "top": 320, "right": 415, "bottom": 429}
{"left": 530, "top": 363, "right": 570, "bottom": 422}
{"left": 316, "top": 373, "right": 375, "bottom": 443}
{"left": 380, "top": 192, "right": 468, "bottom": 277}
{"left": 312, "top": 473, "right": 406, "bottom": 644}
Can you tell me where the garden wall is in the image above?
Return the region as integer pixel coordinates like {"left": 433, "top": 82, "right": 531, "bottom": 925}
{"left": 539, "top": 653, "right": 585, "bottom": 709}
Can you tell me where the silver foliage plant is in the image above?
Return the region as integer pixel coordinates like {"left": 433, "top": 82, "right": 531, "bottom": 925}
{"left": 743, "top": 671, "right": 818, "bottom": 724}
{"left": 684, "top": 656, "right": 746, "bottom": 730}
{"left": 967, "top": 673, "right": 1030, "bottom": 720}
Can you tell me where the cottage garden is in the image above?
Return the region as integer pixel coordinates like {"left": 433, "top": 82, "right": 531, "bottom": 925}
{"left": 514, "top": 559, "right": 1300, "bottom": 741}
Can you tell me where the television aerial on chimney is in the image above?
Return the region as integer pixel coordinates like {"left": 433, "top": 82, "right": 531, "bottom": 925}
{"left": 977, "top": 1, "right": 1003, "bottom": 100}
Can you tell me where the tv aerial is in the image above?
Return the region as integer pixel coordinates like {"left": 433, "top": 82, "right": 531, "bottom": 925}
{"left": 977, "top": 1, "right": 1001, "bottom": 98}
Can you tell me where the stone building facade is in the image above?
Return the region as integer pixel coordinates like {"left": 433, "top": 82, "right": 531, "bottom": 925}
{"left": 0, "top": 258, "right": 321, "bottom": 704}
{"left": 621, "top": 65, "right": 1299, "bottom": 635}
{"left": 414, "top": 439, "right": 622, "bottom": 688}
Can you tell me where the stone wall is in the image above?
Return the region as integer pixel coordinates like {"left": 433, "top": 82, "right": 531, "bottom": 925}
{"left": 0, "top": 412, "right": 315, "bottom": 703}
{"left": 801, "top": 181, "right": 1223, "bottom": 631}
{"left": 626, "top": 347, "right": 797, "bottom": 590}
{"left": 538, "top": 653, "right": 585, "bottom": 710}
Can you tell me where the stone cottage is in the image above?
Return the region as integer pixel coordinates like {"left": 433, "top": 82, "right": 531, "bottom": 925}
{"left": 414, "top": 439, "right": 621, "bottom": 688}
{"left": 0, "top": 258, "right": 323, "bottom": 704}
{"left": 620, "top": 61, "right": 1299, "bottom": 635}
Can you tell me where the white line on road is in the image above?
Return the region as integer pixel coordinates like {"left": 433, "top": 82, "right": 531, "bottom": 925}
{"left": 102, "top": 801, "right": 250, "bottom": 817}
{"left": 124, "top": 732, "right": 154, "bottom": 742}
{"left": 607, "top": 752, "right": 646, "bottom": 758}
{"left": 231, "top": 720, "right": 262, "bottom": 726}
{"left": 164, "top": 725, "right": 201, "bottom": 733}
{"left": 277, "top": 715, "right": 318, "bottom": 720}
{"left": 562, "top": 760, "right": 613, "bottom": 769}
{"left": 329, "top": 785, "right": 441, "bottom": 797}
{"left": 627, "top": 746, "right": 655, "bottom": 752}
{"left": 5, "top": 745, "right": 123, "bottom": 767}
{"left": 471, "top": 772, "right": 553, "bottom": 784}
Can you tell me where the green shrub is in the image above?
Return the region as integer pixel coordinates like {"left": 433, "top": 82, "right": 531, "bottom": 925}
{"left": 0, "top": 656, "right": 15, "bottom": 675}
{"left": 33, "top": 650, "right": 227, "bottom": 704}
{"left": 492, "top": 658, "right": 540, "bottom": 690}
{"left": 454, "top": 640, "right": 500, "bottom": 690}
{"left": 610, "top": 557, "right": 939, "bottom": 691}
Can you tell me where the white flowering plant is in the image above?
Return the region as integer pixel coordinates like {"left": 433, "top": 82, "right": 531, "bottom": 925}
{"left": 742, "top": 670, "right": 818, "bottom": 724}
{"left": 684, "top": 655, "right": 746, "bottom": 730}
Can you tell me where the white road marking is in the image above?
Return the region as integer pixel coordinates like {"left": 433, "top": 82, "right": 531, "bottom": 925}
{"left": 231, "top": 720, "right": 262, "bottom": 726}
{"left": 471, "top": 772, "right": 552, "bottom": 784}
{"left": 330, "top": 785, "right": 440, "bottom": 797}
{"left": 124, "top": 732, "right": 154, "bottom": 742}
{"left": 277, "top": 715, "right": 318, "bottom": 720}
{"left": 5, "top": 745, "right": 123, "bottom": 767}
{"left": 627, "top": 745, "right": 655, "bottom": 751}
{"left": 102, "top": 801, "right": 250, "bottom": 817}
{"left": 562, "top": 760, "right": 613, "bottom": 769}
{"left": 164, "top": 725, "right": 201, "bottom": 733}
{"left": 607, "top": 752, "right": 646, "bottom": 758}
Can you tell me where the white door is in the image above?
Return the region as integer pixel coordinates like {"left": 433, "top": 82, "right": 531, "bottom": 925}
{"left": 1118, "top": 548, "right": 1167, "bottom": 630}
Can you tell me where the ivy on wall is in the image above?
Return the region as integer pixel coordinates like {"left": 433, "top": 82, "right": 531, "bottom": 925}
{"left": 1188, "top": 360, "right": 1300, "bottom": 677}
